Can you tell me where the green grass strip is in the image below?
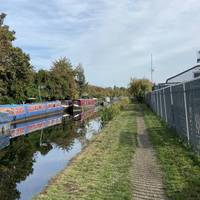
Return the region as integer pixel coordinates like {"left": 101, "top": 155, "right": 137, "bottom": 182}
{"left": 35, "top": 105, "right": 137, "bottom": 200}
{"left": 143, "top": 104, "right": 200, "bottom": 200}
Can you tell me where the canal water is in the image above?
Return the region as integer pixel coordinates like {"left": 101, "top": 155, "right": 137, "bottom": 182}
{"left": 0, "top": 111, "right": 101, "bottom": 200}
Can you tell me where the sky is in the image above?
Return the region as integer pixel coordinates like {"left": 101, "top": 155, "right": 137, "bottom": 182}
{"left": 1, "top": 0, "right": 200, "bottom": 87}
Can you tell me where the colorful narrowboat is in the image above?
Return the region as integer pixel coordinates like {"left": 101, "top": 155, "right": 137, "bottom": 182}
{"left": 0, "top": 101, "right": 64, "bottom": 124}
{"left": 71, "top": 99, "right": 96, "bottom": 113}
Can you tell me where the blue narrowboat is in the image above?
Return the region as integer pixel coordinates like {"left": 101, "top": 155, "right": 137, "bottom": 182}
{"left": 0, "top": 101, "right": 64, "bottom": 124}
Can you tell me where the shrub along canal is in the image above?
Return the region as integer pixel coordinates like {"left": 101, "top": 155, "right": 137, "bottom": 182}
{"left": 0, "top": 112, "right": 101, "bottom": 200}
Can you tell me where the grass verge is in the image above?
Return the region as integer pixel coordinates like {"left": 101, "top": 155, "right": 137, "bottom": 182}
{"left": 143, "top": 104, "right": 200, "bottom": 200}
{"left": 35, "top": 105, "right": 136, "bottom": 200}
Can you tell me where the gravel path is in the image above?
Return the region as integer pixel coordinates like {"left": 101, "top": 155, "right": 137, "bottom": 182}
{"left": 132, "top": 113, "right": 167, "bottom": 200}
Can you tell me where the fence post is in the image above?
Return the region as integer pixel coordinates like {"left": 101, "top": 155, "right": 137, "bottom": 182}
{"left": 159, "top": 90, "right": 163, "bottom": 118}
{"left": 156, "top": 91, "right": 159, "bottom": 115}
{"left": 163, "top": 88, "right": 167, "bottom": 123}
{"left": 183, "top": 83, "right": 190, "bottom": 144}
{"left": 170, "top": 86, "right": 173, "bottom": 105}
{"left": 154, "top": 92, "right": 156, "bottom": 112}
{"left": 170, "top": 86, "right": 174, "bottom": 127}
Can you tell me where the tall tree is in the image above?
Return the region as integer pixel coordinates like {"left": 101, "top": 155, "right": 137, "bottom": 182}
{"left": 0, "top": 13, "right": 35, "bottom": 103}
{"left": 50, "top": 58, "right": 78, "bottom": 99}
{"left": 75, "top": 64, "right": 87, "bottom": 97}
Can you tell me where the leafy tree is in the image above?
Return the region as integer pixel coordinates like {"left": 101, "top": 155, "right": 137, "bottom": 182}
{"left": 75, "top": 64, "right": 87, "bottom": 97}
{"left": 49, "top": 58, "right": 78, "bottom": 99}
{"left": 128, "top": 78, "right": 152, "bottom": 102}
{"left": 0, "top": 13, "right": 35, "bottom": 103}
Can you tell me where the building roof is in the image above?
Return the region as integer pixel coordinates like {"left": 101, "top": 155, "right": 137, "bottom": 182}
{"left": 166, "top": 65, "right": 200, "bottom": 83}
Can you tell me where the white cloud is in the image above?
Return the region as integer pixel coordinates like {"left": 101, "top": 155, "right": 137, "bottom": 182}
{"left": 1, "top": 0, "right": 200, "bottom": 86}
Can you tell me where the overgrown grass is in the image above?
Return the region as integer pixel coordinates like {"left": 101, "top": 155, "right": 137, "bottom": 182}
{"left": 35, "top": 104, "right": 136, "bottom": 200}
{"left": 143, "top": 104, "right": 200, "bottom": 200}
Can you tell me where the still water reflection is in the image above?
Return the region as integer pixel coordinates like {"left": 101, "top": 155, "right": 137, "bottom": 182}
{"left": 0, "top": 111, "right": 101, "bottom": 200}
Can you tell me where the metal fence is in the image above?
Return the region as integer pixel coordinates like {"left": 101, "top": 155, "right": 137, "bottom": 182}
{"left": 145, "top": 78, "right": 200, "bottom": 153}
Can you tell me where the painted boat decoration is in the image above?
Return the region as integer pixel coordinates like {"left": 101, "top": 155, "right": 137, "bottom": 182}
{"left": 0, "top": 101, "right": 63, "bottom": 123}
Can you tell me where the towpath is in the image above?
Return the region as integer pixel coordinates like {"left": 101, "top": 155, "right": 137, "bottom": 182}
{"left": 132, "top": 109, "right": 167, "bottom": 200}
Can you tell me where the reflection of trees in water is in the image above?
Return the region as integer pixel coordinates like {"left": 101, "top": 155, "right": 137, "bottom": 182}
{"left": 0, "top": 118, "right": 90, "bottom": 200}
{"left": 75, "top": 114, "right": 98, "bottom": 148}
{"left": 41, "top": 118, "right": 87, "bottom": 151}
{"left": 0, "top": 113, "right": 100, "bottom": 200}
{"left": 0, "top": 137, "right": 35, "bottom": 200}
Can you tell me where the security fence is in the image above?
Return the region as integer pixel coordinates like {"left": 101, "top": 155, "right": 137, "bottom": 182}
{"left": 145, "top": 78, "right": 200, "bottom": 153}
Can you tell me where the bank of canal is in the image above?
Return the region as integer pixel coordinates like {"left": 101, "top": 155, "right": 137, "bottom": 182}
{"left": 36, "top": 105, "right": 137, "bottom": 200}
{"left": 0, "top": 114, "right": 101, "bottom": 200}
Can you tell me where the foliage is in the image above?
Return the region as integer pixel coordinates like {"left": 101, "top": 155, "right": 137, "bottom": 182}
{"left": 101, "top": 104, "right": 121, "bottom": 123}
{"left": 101, "top": 97, "right": 129, "bottom": 124}
{"left": 143, "top": 104, "right": 200, "bottom": 200}
{"left": 87, "top": 85, "right": 128, "bottom": 98}
{"left": 128, "top": 78, "right": 152, "bottom": 102}
{"left": 35, "top": 105, "right": 137, "bottom": 200}
{"left": 49, "top": 58, "right": 78, "bottom": 99}
{"left": 75, "top": 64, "right": 87, "bottom": 97}
{"left": 0, "top": 13, "right": 35, "bottom": 103}
{"left": 0, "top": 13, "right": 128, "bottom": 103}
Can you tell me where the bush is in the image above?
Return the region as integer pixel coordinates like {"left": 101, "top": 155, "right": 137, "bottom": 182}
{"left": 101, "top": 97, "right": 129, "bottom": 124}
{"left": 128, "top": 79, "right": 152, "bottom": 103}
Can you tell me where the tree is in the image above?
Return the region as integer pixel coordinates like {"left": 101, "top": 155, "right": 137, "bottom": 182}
{"left": 0, "top": 13, "right": 35, "bottom": 103}
{"left": 75, "top": 64, "right": 87, "bottom": 97}
{"left": 128, "top": 78, "right": 152, "bottom": 102}
{"left": 49, "top": 58, "right": 78, "bottom": 99}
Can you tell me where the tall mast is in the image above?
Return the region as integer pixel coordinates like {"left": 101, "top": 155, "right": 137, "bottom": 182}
{"left": 151, "top": 54, "right": 153, "bottom": 82}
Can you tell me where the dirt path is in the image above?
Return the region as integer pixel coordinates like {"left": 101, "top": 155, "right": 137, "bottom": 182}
{"left": 132, "top": 113, "right": 167, "bottom": 200}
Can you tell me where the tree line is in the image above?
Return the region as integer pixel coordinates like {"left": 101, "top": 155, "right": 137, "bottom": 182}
{"left": 0, "top": 13, "right": 128, "bottom": 104}
{"left": 0, "top": 13, "right": 153, "bottom": 104}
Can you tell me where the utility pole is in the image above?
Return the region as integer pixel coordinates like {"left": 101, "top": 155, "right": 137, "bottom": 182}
{"left": 151, "top": 54, "right": 154, "bottom": 82}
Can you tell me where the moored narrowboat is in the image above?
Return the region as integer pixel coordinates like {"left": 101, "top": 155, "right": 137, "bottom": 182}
{"left": 70, "top": 99, "right": 96, "bottom": 114}
{"left": 0, "top": 101, "right": 64, "bottom": 124}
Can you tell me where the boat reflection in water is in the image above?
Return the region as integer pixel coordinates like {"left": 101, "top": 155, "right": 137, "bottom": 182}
{"left": 0, "top": 109, "right": 100, "bottom": 200}
{"left": 10, "top": 115, "right": 63, "bottom": 139}
{"left": 0, "top": 122, "right": 11, "bottom": 150}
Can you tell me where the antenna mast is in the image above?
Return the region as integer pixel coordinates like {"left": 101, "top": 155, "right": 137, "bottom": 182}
{"left": 151, "top": 54, "right": 154, "bottom": 82}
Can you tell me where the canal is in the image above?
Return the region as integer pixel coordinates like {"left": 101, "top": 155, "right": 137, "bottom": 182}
{"left": 0, "top": 111, "right": 101, "bottom": 200}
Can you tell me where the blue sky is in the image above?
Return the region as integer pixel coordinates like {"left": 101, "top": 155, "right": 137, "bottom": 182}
{"left": 1, "top": 0, "right": 200, "bottom": 87}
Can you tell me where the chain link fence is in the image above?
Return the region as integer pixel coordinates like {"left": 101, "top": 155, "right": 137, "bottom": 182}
{"left": 145, "top": 78, "right": 200, "bottom": 153}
